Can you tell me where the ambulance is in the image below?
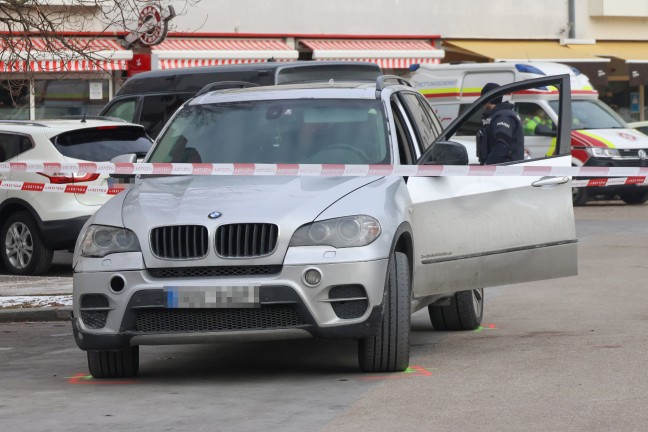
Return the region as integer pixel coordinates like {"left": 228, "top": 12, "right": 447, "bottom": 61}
{"left": 409, "top": 62, "right": 648, "bottom": 205}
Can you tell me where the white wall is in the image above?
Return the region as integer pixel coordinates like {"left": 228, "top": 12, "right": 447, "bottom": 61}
{"left": 168, "top": 0, "right": 568, "bottom": 39}
{"left": 577, "top": 0, "right": 648, "bottom": 39}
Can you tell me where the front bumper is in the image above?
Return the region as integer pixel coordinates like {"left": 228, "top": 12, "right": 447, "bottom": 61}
{"left": 72, "top": 259, "right": 389, "bottom": 351}
{"left": 576, "top": 156, "right": 648, "bottom": 195}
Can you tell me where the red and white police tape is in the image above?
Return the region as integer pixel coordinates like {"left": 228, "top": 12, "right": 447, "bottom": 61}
{"left": 2, "top": 161, "right": 648, "bottom": 177}
{"left": 0, "top": 162, "right": 647, "bottom": 194}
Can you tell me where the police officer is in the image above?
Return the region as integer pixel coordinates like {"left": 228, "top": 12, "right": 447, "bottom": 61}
{"left": 476, "top": 83, "right": 524, "bottom": 165}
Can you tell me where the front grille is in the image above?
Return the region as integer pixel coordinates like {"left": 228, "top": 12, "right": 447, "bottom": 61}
{"left": 611, "top": 159, "right": 648, "bottom": 167}
{"left": 134, "top": 305, "right": 304, "bottom": 333}
{"left": 148, "top": 265, "right": 282, "bottom": 278}
{"left": 618, "top": 149, "right": 648, "bottom": 157}
{"left": 328, "top": 285, "right": 368, "bottom": 319}
{"left": 150, "top": 225, "right": 209, "bottom": 259}
{"left": 81, "top": 311, "right": 109, "bottom": 329}
{"left": 215, "top": 223, "right": 278, "bottom": 258}
{"left": 80, "top": 294, "right": 109, "bottom": 329}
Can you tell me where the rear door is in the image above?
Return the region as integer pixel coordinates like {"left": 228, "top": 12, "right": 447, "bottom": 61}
{"left": 404, "top": 75, "right": 577, "bottom": 297}
{"left": 0, "top": 133, "right": 13, "bottom": 204}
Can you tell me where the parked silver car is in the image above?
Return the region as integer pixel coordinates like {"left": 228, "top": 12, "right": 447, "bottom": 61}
{"left": 72, "top": 75, "right": 577, "bottom": 378}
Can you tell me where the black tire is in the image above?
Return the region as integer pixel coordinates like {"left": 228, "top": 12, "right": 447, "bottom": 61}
{"left": 87, "top": 346, "right": 139, "bottom": 378}
{"left": 572, "top": 186, "right": 589, "bottom": 206}
{"left": 619, "top": 190, "right": 648, "bottom": 205}
{"left": 429, "top": 288, "right": 484, "bottom": 331}
{"left": 1, "top": 211, "right": 53, "bottom": 275}
{"left": 358, "top": 251, "right": 410, "bottom": 373}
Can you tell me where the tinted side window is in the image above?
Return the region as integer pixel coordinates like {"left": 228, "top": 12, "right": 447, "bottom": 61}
{"left": 140, "top": 94, "right": 193, "bottom": 139}
{"left": 390, "top": 98, "right": 417, "bottom": 164}
{"left": 400, "top": 92, "right": 439, "bottom": 151}
{"left": 0, "top": 133, "right": 32, "bottom": 161}
{"left": 52, "top": 126, "right": 153, "bottom": 162}
{"left": 456, "top": 104, "right": 485, "bottom": 136}
{"left": 103, "top": 98, "right": 138, "bottom": 123}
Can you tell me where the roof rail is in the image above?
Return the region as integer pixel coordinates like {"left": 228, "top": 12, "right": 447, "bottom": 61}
{"left": 52, "top": 115, "right": 128, "bottom": 122}
{"left": 0, "top": 120, "right": 49, "bottom": 127}
{"left": 195, "top": 81, "right": 260, "bottom": 97}
{"left": 375, "top": 75, "right": 412, "bottom": 97}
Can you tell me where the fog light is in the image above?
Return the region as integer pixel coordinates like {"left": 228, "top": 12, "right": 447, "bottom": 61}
{"left": 303, "top": 269, "right": 322, "bottom": 286}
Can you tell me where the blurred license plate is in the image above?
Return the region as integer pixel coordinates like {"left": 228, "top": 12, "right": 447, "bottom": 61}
{"left": 165, "top": 286, "right": 260, "bottom": 308}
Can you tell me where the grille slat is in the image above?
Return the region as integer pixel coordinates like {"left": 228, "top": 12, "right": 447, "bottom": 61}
{"left": 216, "top": 223, "right": 278, "bottom": 258}
{"left": 134, "top": 305, "right": 304, "bottom": 333}
{"left": 148, "top": 265, "right": 282, "bottom": 278}
{"left": 151, "top": 225, "right": 209, "bottom": 259}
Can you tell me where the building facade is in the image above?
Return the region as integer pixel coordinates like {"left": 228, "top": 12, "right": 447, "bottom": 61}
{"left": 2, "top": 0, "right": 648, "bottom": 120}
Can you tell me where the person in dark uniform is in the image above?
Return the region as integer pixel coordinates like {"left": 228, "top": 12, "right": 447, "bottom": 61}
{"left": 476, "top": 82, "right": 524, "bottom": 165}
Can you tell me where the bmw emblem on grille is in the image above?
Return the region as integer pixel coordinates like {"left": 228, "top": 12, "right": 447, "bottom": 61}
{"left": 208, "top": 211, "right": 222, "bottom": 219}
{"left": 638, "top": 149, "right": 647, "bottom": 160}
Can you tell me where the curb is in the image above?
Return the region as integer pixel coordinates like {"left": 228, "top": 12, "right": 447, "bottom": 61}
{"left": 0, "top": 307, "right": 71, "bottom": 323}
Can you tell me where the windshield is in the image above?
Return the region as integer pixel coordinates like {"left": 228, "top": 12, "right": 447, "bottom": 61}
{"left": 548, "top": 99, "right": 626, "bottom": 130}
{"left": 148, "top": 99, "right": 390, "bottom": 165}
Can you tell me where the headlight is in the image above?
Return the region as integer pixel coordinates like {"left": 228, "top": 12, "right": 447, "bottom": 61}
{"left": 586, "top": 147, "right": 620, "bottom": 157}
{"left": 81, "top": 225, "right": 141, "bottom": 258}
{"left": 289, "top": 216, "right": 381, "bottom": 248}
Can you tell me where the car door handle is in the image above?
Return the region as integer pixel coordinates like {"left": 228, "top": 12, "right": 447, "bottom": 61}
{"left": 531, "top": 176, "right": 570, "bottom": 188}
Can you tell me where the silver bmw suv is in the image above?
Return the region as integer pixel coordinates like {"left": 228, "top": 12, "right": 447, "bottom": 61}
{"left": 72, "top": 75, "right": 578, "bottom": 378}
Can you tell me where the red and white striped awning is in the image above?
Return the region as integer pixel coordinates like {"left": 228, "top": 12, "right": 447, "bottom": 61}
{"left": 153, "top": 38, "right": 299, "bottom": 70}
{"left": 299, "top": 39, "right": 444, "bottom": 69}
{"left": 0, "top": 38, "right": 131, "bottom": 72}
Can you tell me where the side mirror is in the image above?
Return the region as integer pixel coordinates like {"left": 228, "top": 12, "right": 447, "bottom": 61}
{"left": 421, "top": 141, "right": 468, "bottom": 166}
{"left": 534, "top": 124, "right": 557, "bottom": 137}
{"left": 109, "top": 153, "right": 137, "bottom": 179}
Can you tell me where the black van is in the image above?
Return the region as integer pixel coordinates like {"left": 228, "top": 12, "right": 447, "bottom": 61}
{"left": 100, "top": 61, "right": 382, "bottom": 139}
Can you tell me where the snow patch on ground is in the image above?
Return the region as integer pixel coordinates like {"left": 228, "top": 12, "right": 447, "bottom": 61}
{"left": 0, "top": 295, "right": 72, "bottom": 309}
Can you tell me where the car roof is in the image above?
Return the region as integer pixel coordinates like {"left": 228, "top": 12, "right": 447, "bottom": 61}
{"left": 115, "top": 61, "right": 383, "bottom": 96}
{"left": 189, "top": 80, "right": 408, "bottom": 105}
{"left": 120, "top": 61, "right": 381, "bottom": 81}
{"left": 0, "top": 119, "right": 145, "bottom": 137}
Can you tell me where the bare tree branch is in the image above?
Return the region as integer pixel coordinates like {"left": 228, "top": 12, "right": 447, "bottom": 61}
{"left": 0, "top": 1, "right": 200, "bottom": 106}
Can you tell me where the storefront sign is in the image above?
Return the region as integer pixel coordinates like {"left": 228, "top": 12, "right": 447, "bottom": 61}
{"left": 128, "top": 53, "right": 152, "bottom": 77}
{"left": 569, "top": 62, "right": 608, "bottom": 87}
{"left": 629, "top": 63, "right": 648, "bottom": 86}
{"left": 89, "top": 82, "right": 103, "bottom": 100}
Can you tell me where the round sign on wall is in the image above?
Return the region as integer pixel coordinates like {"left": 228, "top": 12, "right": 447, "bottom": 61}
{"left": 137, "top": 4, "right": 168, "bottom": 46}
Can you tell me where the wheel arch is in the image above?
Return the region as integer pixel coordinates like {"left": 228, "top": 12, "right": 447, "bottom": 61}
{"left": 0, "top": 198, "right": 43, "bottom": 228}
{"left": 391, "top": 221, "right": 414, "bottom": 278}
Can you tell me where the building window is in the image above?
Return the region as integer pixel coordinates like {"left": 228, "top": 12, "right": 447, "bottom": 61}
{"left": 34, "top": 79, "right": 109, "bottom": 119}
{"left": 0, "top": 80, "right": 30, "bottom": 120}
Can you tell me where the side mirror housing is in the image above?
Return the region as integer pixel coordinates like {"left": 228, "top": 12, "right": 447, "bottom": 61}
{"left": 421, "top": 141, "right": 469, "bottom": 165}
{"left": 109, "top": 153, "right": 137, "bottom": 179}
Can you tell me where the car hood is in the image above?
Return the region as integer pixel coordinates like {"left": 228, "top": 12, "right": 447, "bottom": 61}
{"left": 123, "top": 175, "right": 380, "bottom": 226}
{"left": 123, "top": 175, "right": 381, "bottom": 266}
{"left": 573, "top": 128, "right": 648, "bottom": 149}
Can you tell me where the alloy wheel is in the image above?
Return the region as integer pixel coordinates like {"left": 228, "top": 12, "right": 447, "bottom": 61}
{"left": 5, "top": 221, "right": 33, "bottom": 270}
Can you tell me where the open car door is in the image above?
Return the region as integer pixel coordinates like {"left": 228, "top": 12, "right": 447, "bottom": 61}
{"left": 407, "top": 75, "right": 577, "bottom": 298}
